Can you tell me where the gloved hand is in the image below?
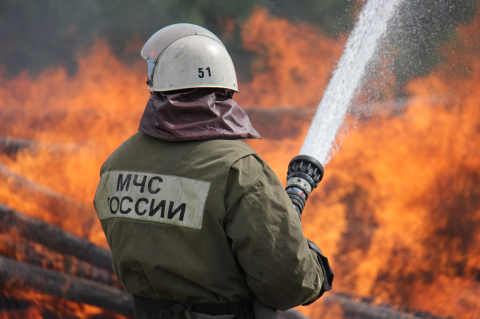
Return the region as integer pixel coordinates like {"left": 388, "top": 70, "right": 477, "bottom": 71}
{"left": 306, "top": 240, "right": 333, "bottom": 299}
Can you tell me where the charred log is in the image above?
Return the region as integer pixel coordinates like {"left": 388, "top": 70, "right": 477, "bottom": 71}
{"left": 0, "top": 204, "right": 112, "bottom": 271}
{"left": 0, "top": 201, "right": 454, "bottom": 318}
{"left": 0, "top": 256, "right": 134, "bottom": 317}
{"left": 0, "top": 137, "right": 35, "bottom": 156}
{"left": 324, "top": 293, "right": 452, "bottom": 319}
{"left": 0, "top": 296, "right": 31, "bottom": 312}
{"left": 277, "top": 293, "right": 451, "bottom": 319}
{"left": 0, "top": 234, "right": 118, "bottom": 287}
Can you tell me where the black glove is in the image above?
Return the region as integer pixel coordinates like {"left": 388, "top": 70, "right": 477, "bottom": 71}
{"left": 307, "top": 240, "right": 333, "bottom": 299}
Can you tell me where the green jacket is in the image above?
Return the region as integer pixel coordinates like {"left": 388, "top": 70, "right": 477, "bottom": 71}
{"left": 94, "top": 132, "right": 324, "bottom": 310}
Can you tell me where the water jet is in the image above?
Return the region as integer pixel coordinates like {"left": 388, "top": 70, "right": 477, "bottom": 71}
{"left": 286, "top": 0, "right": 403, "bottom": 216}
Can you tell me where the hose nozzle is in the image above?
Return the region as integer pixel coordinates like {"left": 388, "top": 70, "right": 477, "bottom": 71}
{"left": 286, "top": 155, "right": 324, "bottom": 218}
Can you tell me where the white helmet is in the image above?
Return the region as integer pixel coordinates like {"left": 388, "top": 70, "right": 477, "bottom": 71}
{"left": 141, "top": 23, "right": 239, "bottom": 92}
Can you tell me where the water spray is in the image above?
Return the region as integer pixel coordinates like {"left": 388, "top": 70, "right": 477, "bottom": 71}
{"left": 286, "top": 0, "right": 402, "bottom": 216}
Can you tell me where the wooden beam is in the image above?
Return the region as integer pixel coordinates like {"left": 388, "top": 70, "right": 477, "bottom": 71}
{"left": 0, "top": 257, "right": 133, "bottom": 317}
{"left": 0, "top": 234, "right": 118, "bottom": 287}
{"left": 0, "top": 137, "right": 34, "bottom": 156}
{"left": 0, "top": 204, "right": 112, "bottom": 271}
{"left": 0, "top": 163, "right": 97, "bottom": 239}
{"left": 323, "top": 293, "right": 450, "bottom": 319}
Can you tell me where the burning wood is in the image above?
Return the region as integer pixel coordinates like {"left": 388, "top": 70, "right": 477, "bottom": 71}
{"left": 0, "top": 163, "right": 98, "bottom": 240}
{"left": 0, "top": 203, "right": 111, "bottom": 271}
{"left": 323, "top": 294, "right": 451, "bottom": 319}
{"left": 0, "top": 137, "right": 81, "bottom": 156}
{"left": 0, "top": 204, "right": 129, "bottom": 317}
{"left": 0, "top": 137, "right": 35, "bottom": 156}
{"left": 0, "top": 204, "right": 452, "bottom": 319}
{"left": 0, "top": 256, "right": 134, "bottom": 317}
{"left": 0, "top": 234, "right": 117, "bottom": 286}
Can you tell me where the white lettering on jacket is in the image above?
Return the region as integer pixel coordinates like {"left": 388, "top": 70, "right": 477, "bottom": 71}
{"left": 94, "top": 171, "right": 211, "bottom": 230}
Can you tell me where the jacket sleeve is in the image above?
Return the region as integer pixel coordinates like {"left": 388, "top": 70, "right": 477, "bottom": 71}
{"left": 224, "top": 154, "right": 325, "bottom": 310}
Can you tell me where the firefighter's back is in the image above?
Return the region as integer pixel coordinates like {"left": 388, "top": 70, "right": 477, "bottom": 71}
{"left": 95, "top": 131, "right": 257, "bottom": 303}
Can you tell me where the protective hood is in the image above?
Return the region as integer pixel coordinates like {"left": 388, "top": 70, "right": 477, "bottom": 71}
{"left": 138, "top": 89, "right": 261, "bottom": 141}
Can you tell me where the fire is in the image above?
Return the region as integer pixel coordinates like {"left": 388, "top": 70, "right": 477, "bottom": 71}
{"left": 1, "top": 6, "right": 480, "bottom": 319}
{"left": 0, "top": 41, "right": 147, "bottom": 246}
{"left": 1, "top": 289, "right": 124, "bottom": 319}
{"left": 236, "top": 8, "right": 345, "bottom": 109}
{"left": 297, "top": 7, "right": 480, "bottom": 318}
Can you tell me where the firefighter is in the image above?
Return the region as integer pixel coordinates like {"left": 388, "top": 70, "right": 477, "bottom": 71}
{"left": 94, "top": 24, "right": 332, "bottom": 319}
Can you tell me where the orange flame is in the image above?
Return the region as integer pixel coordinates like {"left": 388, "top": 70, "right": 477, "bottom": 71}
{"left": 1, "top": 289, "right": 124, "bottom": 319}
{"left": 236, "top": 8, "right": 345, "bottom": 109}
